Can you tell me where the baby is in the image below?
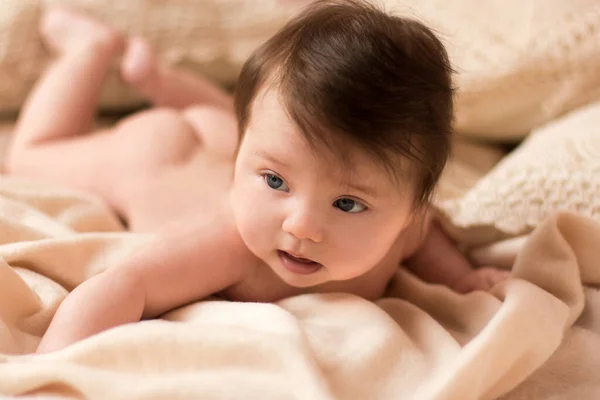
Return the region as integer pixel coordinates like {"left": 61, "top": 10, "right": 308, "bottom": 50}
{"left": 6, "top": 0, "right": 509, "bottom": 354}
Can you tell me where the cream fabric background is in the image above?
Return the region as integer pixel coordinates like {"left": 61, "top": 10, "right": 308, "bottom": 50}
{"left": 437, "top": 101, "right": 600, "bottom": 247}
{"left": 0, "top": 0, "right": 302, "bottom": 111}
{"left": 387, "top": 0, "right": 600, "bottom": 140}
{"left": 1, "top": 0, "right": 600, "bottom": 140}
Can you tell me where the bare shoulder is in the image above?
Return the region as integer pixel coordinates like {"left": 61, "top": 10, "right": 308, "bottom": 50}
{"left": 181, "top": 105, "right": 239, "bottom": 157}
{"left": 126, "top": 209, "right": 255, "bottom": 317}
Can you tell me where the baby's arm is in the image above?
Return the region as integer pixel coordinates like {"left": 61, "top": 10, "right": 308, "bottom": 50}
{"left": 404, "top": 220, "right": 509, "bottom": 293}
{"left": 37, "top": 218, "right": 246, "bottom": 353}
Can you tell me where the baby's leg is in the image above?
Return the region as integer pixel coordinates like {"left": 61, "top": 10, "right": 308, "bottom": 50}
{"left": 10, "top": 9, "right": 123, "bottom": 152}
{"left": 120, "top": 38, "right": 233, "bottom": 111}
{"left": 6, "top": 9, "right": 126, "bottom": 208}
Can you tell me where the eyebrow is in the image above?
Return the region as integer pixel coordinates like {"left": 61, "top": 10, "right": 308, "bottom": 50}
{"left": 254, "top": 150, "right": 377, "bottom": 197}
{"left": 344, "top": 182, "right": 378, "bottom": 198}
{"left": 253, "top": 150, "right": 288, "bottom": 167}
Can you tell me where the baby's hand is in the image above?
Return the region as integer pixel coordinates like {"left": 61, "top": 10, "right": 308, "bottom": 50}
{"left": 450, "top": 267, "right": 511, "bottom": 294}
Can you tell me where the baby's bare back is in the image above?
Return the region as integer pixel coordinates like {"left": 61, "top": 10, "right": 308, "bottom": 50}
{"left": 102, "top": 106, "right": 238, "bottom": 232}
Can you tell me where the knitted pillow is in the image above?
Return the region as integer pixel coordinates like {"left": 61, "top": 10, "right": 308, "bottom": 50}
{"left": 387, "top": 0, "right": 600, "bottom": 140}
{"left": 436, "top": 101, "right": 600, "bottom": 247}
{"left": 3, "top": 0, "right": 600, "bottom": 140}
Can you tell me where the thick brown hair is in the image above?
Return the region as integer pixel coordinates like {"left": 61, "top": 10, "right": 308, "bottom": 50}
{"left": 234, "top": 0, "right": 454, "bottom": 205}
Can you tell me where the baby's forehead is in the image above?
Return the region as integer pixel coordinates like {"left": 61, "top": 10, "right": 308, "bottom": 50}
{"left": 246, "top": 88, "right": 412, "bottom": 196}
{"left": 316, "top": 147, "right": 401, "bottom": 191}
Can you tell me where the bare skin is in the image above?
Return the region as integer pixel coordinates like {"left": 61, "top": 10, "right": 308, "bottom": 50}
{"left": 5, "top": 10, "right": 508, "bottom": 354}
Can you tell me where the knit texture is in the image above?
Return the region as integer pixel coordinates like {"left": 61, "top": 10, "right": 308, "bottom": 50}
{"left": 437, "top": 100, "right": 600, "bottom": 246}
{"left": 2, "top": 0, "right": 600, "bottom": 140}
{"left": 386, "top": 0, "right": 600, "bottom": 140}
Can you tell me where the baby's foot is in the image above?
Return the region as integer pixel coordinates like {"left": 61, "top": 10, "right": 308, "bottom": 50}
{"left": 120, "top": 37, "right": 160, "bottom": 89}
{"left": 40, "top": 8, "right": 125, "bottom": 55}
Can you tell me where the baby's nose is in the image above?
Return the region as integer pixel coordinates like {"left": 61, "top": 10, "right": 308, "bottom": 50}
{"left": 282, "top": 207, "right": 324, "bottom": 243}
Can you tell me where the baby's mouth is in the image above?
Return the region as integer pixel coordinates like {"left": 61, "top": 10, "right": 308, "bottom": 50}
{"left": 277, "top": 250, "right": 323, "bottom": 275}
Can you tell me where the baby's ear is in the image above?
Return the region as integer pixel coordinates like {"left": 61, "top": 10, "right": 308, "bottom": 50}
{"left": 410, "top": 202, "right": 433, "bottom": 232}
{"left": 399, "top": 207, "right": 432, "bottom": 261}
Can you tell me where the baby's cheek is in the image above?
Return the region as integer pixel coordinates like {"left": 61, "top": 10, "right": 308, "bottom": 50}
{"left": 330, "top": 232, "right": 383, "bottom": 277}
{"left": 246, "top": 208, "right": 269, "bottom": 236}
{"left": 238, "top": 203, "right": 262, "bottom": 235}
{"left": 363, "top": 230, "right": 397, "bottom": 262}
{"left": 238, "top": 197, "right": 277, "bottom": 249}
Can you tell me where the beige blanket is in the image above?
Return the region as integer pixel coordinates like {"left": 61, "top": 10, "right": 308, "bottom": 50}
{"left": 0, "top": 174, "right": 599, "bottom": 399}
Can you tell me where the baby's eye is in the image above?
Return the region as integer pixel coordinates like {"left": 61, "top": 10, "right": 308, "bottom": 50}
{"left": 264, "top": 173, "right": 289, "bottom": 192}
{"left": 334, "top": 198, "right": 367, "bottom": 213}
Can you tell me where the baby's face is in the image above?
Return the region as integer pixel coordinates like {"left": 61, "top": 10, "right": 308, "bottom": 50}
{"left": 231, "top": 89, "right": 414, "bottom": 287}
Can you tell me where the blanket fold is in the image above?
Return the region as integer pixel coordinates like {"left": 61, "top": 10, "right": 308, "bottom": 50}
{"left": 0, "top": 177, "right": 598, "bottom": 399}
